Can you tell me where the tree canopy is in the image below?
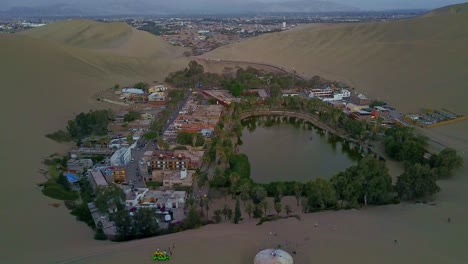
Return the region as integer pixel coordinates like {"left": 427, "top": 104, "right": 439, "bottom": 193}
{"left": 123, "top": 111, "right": 141, "bottom": 122}
{"left": 94, "top": 184, "right": 125, "bottom": 213}
{"left": 396, "top": 163, "right": 440, "bottom": 200}
{"left": 384, "top": 127, "right": 427, "bottom": 164}
{"left": 331, "top": 156, "right": 392, "bottom": 207}
{"left": 430, "top": 148, "right": 463, "bottom": 178}
{"left": 306, "top": 177, "right": 337, "bottom": 210}
{"left": 66, "top": 110, "right": 112, "bottom": 141}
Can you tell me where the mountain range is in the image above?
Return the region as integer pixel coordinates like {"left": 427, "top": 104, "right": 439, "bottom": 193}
{"left": 0, "top": 0, "right": 358, "bottom": 17}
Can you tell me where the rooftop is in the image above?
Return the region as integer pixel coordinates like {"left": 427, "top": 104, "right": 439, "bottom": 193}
{"left": 89, "top": 169, "right": 108, "bottom": 187}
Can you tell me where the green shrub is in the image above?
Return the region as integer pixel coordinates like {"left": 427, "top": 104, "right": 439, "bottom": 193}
{"left": 42, "top": 181, "right": 78, "bottom": 201}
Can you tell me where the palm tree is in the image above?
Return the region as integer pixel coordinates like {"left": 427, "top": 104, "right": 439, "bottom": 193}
{"left": 285, "top": 204, "right": 292, "bottom": 216}
{"left": 222, "top": 204, "right": 230, "bottom": 220}
{"left": 260, "top": 199, "right": 269, "bottom": 216}
{"left": 274, "top": 202, "right": 282, "bottom": 215}
{"left": 294, "top": 183, "right": 303, "bottom": 206}
{"left": 203, "top": 196, "right": 211, "bottom": 219}
{"left": 229, "top": 172, "right": 240, "bottom": 199}
{"left": 245, "top": 202, "right": 254, "bottom": 219}
{"left": 238, "top": 182, "right": 251, "bottom": 206}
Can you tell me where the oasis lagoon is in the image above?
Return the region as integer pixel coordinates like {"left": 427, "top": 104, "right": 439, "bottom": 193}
{"left": 239, "top": 116, "right": 358, "bottom": 183}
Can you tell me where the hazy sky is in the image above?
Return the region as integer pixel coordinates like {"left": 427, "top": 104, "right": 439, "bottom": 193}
{"left": 1, "top": 0, "right": 467, "bottom": 10}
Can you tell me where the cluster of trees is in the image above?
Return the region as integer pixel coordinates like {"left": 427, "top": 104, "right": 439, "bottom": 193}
{"left": 384, "top": 127, "right": 428, "bottom": 164}
{"left": 176, "top": 131, "right": 205, "bottom": 147}
{"left": 165, "top": 61, "right": 321, "bottom": 96}
{"left": 112, "top": 208, "right": 160, "bottom": 241}
{"left": 46, "top": 110, "right": 112, "bottom": 143}
{"left": 123, "top": 111, "right": 141, "bottom": 122}
{"left": 165, "top": 61, "right": 225, "bottom": 88}
{"left": 133, "top": 82, "right": 150, "bottom": 92}
{"left": 331, "top": 156, "right": 392, "bottom": 208}
{"left": 383, "top": 127, "right": 463, "bottom": 201}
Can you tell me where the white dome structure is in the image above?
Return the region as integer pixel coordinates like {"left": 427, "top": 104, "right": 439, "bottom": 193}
{"left": 254, "top": 249, "right": 294, "bottom": 264}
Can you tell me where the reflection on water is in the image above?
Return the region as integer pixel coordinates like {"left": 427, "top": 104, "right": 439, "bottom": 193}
{"left": 239, "top": 116, "right": 359, "bottom": 183}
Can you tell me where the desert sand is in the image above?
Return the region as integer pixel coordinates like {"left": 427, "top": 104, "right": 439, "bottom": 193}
{"left": 1, "top": 5, "right": 468, "bottom": 264}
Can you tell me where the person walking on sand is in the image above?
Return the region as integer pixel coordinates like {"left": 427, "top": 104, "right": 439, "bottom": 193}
{"left": 394, "top": 239, "right": 398, "bottom": 245}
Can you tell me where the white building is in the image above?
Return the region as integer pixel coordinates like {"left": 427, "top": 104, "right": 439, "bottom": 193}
{"left": 122, "top": 88, "right": 144, "bottom": 95}
{"left": 148, "top": 92, "right": 166, "bottom": 102}
{"left": 108, "top": 138, "right": 129, "bottom": 149}
{"left": 321, "top": 89, "right": 352, "bottom": 102}
{"left": 308, "top": 88, "right": 333, "bottom": 98}
{"left": 110, "top": 147, "right": 132, "bottom": 167}
{"left": 124, "top": 188, "right": 187, "bottom": 209}
{"left": 125, "top": 188, "right": 149, "bottom": 207}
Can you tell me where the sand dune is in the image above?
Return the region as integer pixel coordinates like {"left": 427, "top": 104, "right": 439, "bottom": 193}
{"left": 0, "top": 21, "right": 188, "bottom": 263}
{"left": 205, "top": 4, "right": 468, "bottom": 114}
{"left": 20, "top": 19, "right": 187, "bottom": 59}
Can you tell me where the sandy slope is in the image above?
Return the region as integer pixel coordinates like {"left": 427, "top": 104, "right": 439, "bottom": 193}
{"left": 204, "top": 9, "right": 468, "bottom": 114}
{"left": 0, "top": 27, "right": 187, "bottom": 263}
{"left": 20, "top": 19, "right": 189, "bottom": 59}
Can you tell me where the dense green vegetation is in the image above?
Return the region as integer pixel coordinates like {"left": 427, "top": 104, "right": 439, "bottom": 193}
{"left": 113, "top": 208, "right": 161, "bottom": 241}
{"left": 396, "top": 164, "right": 440, "bottom": 200}
{"left": 47, "top": 109, "right": 112, "bottom": 143}
{"left": 94, "top": 184, "right": 126, "bottom": 213}
{"left": 429, "top": 148, "right": 463, "bottom": 178}
{"left": 176, "top": 131, "right": 205, "bottom": 146}
{"left": 123, "top": 111, "right": 141, "bottom": 122}
{"left": 382, "top": 127, "right": 463, "bottom": 200}
{"left": 384, "top": 127, "right": 428, "bottom": 164}
{"left": 42, "top": 180, "right": 79, "bottom": 201}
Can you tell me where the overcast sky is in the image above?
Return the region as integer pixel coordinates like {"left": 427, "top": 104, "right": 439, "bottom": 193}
{"left": 1, "top": 0, "right": 466, "bottom": 10}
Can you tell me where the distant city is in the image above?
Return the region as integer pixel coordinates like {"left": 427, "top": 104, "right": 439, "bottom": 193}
{"left": 0, "top": 10, "right": 425, "bottom": 55}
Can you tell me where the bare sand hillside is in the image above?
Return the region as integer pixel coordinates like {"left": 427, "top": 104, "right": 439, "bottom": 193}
{"left": 205, "top": 7, "right": 468, "bottom": 114}
{"left": 20, "top": 19, "right": 187, "bottom": 59}
{"left": 0, "top": 28, "right": 187, "bottom": 263}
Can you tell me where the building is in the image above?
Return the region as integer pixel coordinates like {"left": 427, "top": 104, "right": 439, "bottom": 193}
{"left": 88, "top": 203, "right": 117, "bottom": 240}
{"left": 66, "top": 158, "right": 93, "bottom": 174}
{"left": 88, "top": 169, "right": 108, "bottom": 190}
{"left": 125, "top": 188, "right": 149, "bottom": 207}
{"left": 202, "top": 90, "right": 239, "bottom": 106}
{"left": 173, "top": 150, "right": 205, "bottom": 169}
{"left": 346, "top": 103, "right": 369, "bottom": 112}
{"left": 103, "top": 166, "right": 127, "bottom": 183}
{"left": 308, "top": 87, "right": 333, "bottom": 98}
{"left": 350, "top": 94, "right": 370, "bottom": 106}
{"left": 148, "top": 84, "right": 167, "bottom": 93}
{"left": 200, "top": 128, "right": 214, "bottom": 137}
{"left": 148, "top": 92, "right": 166, "bottom": 102}
{"left": 70, "top": 148, "right": 113, "bottom": 157}
{"left": 122, "top": 88, "right": 145, "bottom": 95}
{"left": 110, "top": 147, "right": 132, "bottom": 167}
{"left": 141, "top": 190, "right": 187, "bottom": 209}
{"left": 150, "top": 151, "right": 190, "bottom": 170}
{"left": 124, "top": 188, "right": 187, "bottom": 209}
{"left": 108, "top": 138, "right": 129, "bottom": 149}
{"left": 282, "top": 90, "right": 299, "bottom": 97}
{"left": 162, "top": 169, "right": 193, "bottom": 188}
